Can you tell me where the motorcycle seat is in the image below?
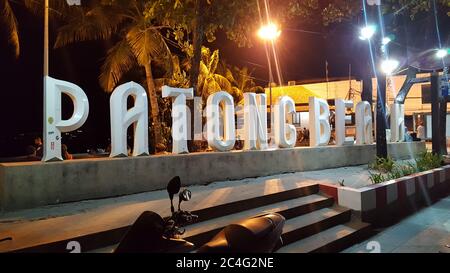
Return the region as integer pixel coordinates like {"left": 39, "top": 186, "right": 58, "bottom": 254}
{"left": 196, "top": 213, "right": 285, "bottom": 253}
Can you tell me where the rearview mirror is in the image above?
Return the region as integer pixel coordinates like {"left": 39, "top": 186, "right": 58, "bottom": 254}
{"left": 167, "top": 176, "right": 181, "bottom": 213}
{"left": 167, "top": 176, "right": 181, "bottom": 198}
{"left": 178, "top": 188, "right": 192, "bottom": 211}
{"left": 179, "top": 189, "right": 192, "bottom": 202}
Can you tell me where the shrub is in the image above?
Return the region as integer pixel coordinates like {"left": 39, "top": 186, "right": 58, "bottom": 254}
{"left": 368, "top": 156, "right": 395, "bottom": 173}
{"left": 368, "top": 152, "right": 442, "bottom": 185}
{"left": 415, "top": 152, "right": 443, "bottom": 172}
{"left": 368, "top": 171, "right": 386, "bottom": 184}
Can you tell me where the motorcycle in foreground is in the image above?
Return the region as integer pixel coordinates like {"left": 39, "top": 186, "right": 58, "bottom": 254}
{"left": 114, "top": 176, "right": 285, "bottom": 253}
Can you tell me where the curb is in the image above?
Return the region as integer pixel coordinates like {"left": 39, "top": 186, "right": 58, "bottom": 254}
{"left": 318, "top": 165, "right": 450, "bottom": 226}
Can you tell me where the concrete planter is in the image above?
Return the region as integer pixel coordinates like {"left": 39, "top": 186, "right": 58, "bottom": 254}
{"left": 319, "top": 165, "right": 450, "bottom": 226}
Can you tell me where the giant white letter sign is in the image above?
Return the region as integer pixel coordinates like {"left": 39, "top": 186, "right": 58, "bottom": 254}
{"left": 390, "top": 103, "right": 405, "bottom": 142}
{"left": 206, "top": 91, "right": 236, "bottom": 151}
{"left": 309, "top": 97, "right": 331, "bottom": 147}
{"left": 43, "top": 76, "right": 89, "bottom": 162}
{"left": 243, "top": 93, "right": 268, "bottom": 150}
{"left": 110, "top": 82, "right": 149, "bottom": 157}
{"left": 274, "top": 96, "right": 297, "bottom": 148}
{"left": 355, "top": 101, "right": 373, "bottom": 145}
{"left": 335, "top": 99, "right": 354, "bottom": 146}
{"left": 162, "top": 85, "right": 193, "bottom": 154}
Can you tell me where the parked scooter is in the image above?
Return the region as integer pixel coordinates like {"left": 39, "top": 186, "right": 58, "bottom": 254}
{"left": 114, "top": 176, "right": 285, "bottom": 253}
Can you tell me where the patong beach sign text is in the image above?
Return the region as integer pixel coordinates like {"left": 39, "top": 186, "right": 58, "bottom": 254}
{"left": 42, "top": 76, "right": 405, "bottom": 162}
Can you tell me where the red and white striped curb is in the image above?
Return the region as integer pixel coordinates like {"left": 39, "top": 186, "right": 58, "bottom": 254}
{"left": 319, "top": 165, "right": 450, "bottom": 212}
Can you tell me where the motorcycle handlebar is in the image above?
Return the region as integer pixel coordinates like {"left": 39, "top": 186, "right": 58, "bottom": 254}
{"left": 163, "top": 210, "right": 198, "bottom": 238}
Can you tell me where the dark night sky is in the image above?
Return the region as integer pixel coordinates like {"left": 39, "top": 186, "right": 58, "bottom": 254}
{"left": 0, "top": 3, "right": 448, "bottom": 157}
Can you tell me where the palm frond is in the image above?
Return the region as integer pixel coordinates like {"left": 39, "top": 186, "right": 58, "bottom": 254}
{"left": 172, "top": 55, "right": 181, "bottom": 75}
{"left": 54, "top": 5, "right": 127, "bottom": 48}
{"left": 181, "top": 57, "right": 191, "bottom": 71}
{"left": 126, "top": 23, "right": 172, "bottom": 67}
{"left": 24, "top": 0, "right": 72, "bottom": 20}
{"left": 201, "top": 76, "right": 219, "bottom": 99}
{"left": 249, "top": 86, "right": 265, "bottom": 94}
{"left": 225, "top": 67, "right": 237, "bottom": 85}
{"left": 201, "top": 46, "right": 210, "bottom": 65}
{"left": 208, "top": 49, "right": 219, "bottom": 74}
{"left": 153, "top": 77, "right": 168, "bottom": 90}
{"left": 99, "top": 39, "right": 137, "bottom": 92}
{"left": 1, "top": 0, "right": 20, "bottom": 57}
{"left": 232, "top": 86, "right": 244, "bottom": 103}
{"left": 213, "top": 74, "right": 232, "bottom": 93}
{"left": 199, "top": 61, "right": 209, "bottom": 78}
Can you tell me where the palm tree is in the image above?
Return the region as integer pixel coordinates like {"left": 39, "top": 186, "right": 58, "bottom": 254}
{"left": 0, "top": 0, "right": 71, "bottom": 58}
{"left": 230, "top": 66, "right": 262, "bottom": 104}
{"left": 197, "top": 47, "right": 236, "bottom": 102}
{"left": 0, "top": 0, "right": 20, "bottom": 58}
{"left": 54, "top": 1, "right": 172, "bottom": 150}
{"left": 154, "top": 55, "right": 190, "bottom": 89}
{"left": 217, "top": 62, "right": 265, "bottom": 105}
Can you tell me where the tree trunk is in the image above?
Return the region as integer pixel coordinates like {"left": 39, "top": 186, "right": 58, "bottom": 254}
{"left": 376, "top": 73, "right": 388, "bottom": 158}
{"left": 190, "top": 0, "right": 205, "bottom": 96}
{"left": 431, "top": 71, "right": 442, "bottom": 155}
{"left": 439, "top": 96, "right": 447, "bottom": 155}
{"left": 144, "top": 61, "right": 164, "bottom": 152}
{"left": 362, "top": 71, "right": 373, "bottom": 106}
{"left": 188, "top": 0, "right": 205, "bottom": 151}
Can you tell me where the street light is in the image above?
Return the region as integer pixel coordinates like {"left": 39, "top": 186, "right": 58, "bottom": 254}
{"left": 258, "top": 23, "right": 280, "bottom": 136}
{"left": 358, "top": 22, "right": 392, "bottom": 158}
{"left": 382, "top": 37, "right": 392, "bottom": 46}
{"left": 380, "top": 59, "right": 400, "bottom": 75}
{"left": 258, "top": 23, "right": 281, "bottom": 41}
{"left": 436, "top": 48, "right": 449, "bottom": 59}
{"left": 359, "top": 25, "right": 376, "bottom": 40}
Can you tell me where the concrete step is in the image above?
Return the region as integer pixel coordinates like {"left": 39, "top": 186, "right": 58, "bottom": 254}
{"left": 94, "top": 203, "right": 352, "bottom": 253}
{"left": 276, "top": 220, "right": 372, "bottom": 253}
{"left": 89, "top": 194, "right": 333, "bottom": 253}
{"left": 185, "top": 194, "right": 333, "bottom": 247}
{"left": 281, "top": 206, "right": 351, "bottom": 246}
{"left": 7, "top": 183, "right": 320, "bottom": 253}
{"left": 191, "top": 183, "right": 319, "bottom": 222}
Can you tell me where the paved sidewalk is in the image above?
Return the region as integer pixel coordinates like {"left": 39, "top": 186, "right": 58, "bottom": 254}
{"left": 0, "top": 164, "right": 373, "bottom": 223}
{"left": 343, "top": 196, "right": 450, "bottom": 253}
{"left": 2, "top": 161, "right": 449, "bottom": 253}
{"left": 0, "top": 164, "right": 373, "bottom": 252}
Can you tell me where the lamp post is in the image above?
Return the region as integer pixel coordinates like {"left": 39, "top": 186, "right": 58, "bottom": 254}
{"left": 359, "top": 23, "right": 399, "bottom": 158}
{"left": 44, "top": 0, "right": 49, "bottom": 77}
{"left": 258, "top": 23, "right": 281, "bottom": 131}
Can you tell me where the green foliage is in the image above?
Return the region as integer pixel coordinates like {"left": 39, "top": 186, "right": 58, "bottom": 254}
{"left": 3, "top": 0, "right": 449, "bottom": 61}
{"left": 322, "top": 0, "right": 450, "bottom": 25}
{"left": 54, "top": 1, "right": 173, "bottom": 93}
{"left": 385, "top": 164, "right": 416, "bottom": 180}
{"left": 414, "top": 151, "right": 443, "bottom": 172}
{"left": 321, "top": 0, "right": 361, "bottom": 26}
{"left": 368, "top": 156, "right": 395, "bottom": 172}
{"left": 53, "top": 0, "right": 175, "bottom": 148}
{"left": 197, "top": 47, "right": 233, "bottom": 100}
{"left": 217, "top": 60, "right": 265, "bottom": 104}
{"left": 382, "top": 0, "right": 450, "bottom": 19}
{"left": 0, "top": 0, "right": 20, "bottom": 57}
{"left": 144, "top": 0, "right": 323, "bottom": 58}
{"left": 368, "top": 171, "right": 386, "bottom": 184}
{"left": 1, "top": 0, "right": 73, "bottom": 58}
{"left": 398, "top": 163, "right": 418, "bottom": 176}
{"left": 194, "top": 46, "right": 265, "bottom": 104}
{"left": 368, "top": 152, "right": 443, "bottom": 184}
